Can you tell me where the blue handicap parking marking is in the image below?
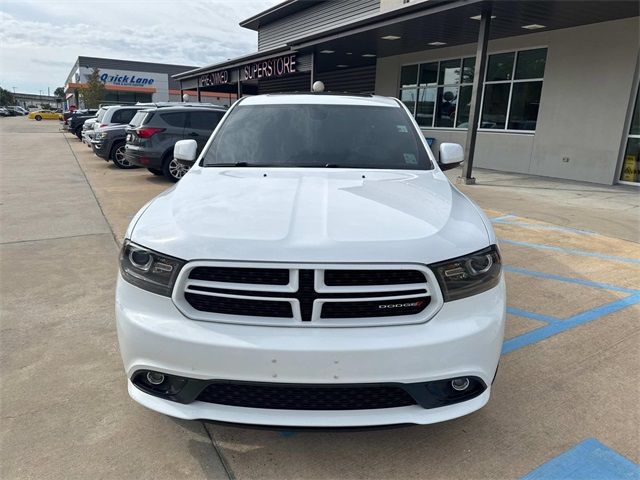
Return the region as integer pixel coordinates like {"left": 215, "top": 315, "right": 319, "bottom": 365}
{"left": 521, "top": 438, "right": 640, "bottom": 480}
{"left": 503, "top": 266, "right": 639, "bottom": 295}
{"left": 495, "top": 233, "right": 639, "bottom": 353}
{"left": 507, "top": 307, "right": 560, "bottom": 324}
{"left": 502, "top": 265, "right": 640, "bottom": 354}
{"left": 503, "top": 294, "right": 640, "bottom": 354}
{"left": 487, "top": 214, "right": 640, "bottom": 353}
{"left": 500, "top": 239, "right": 640, "bottom": 265}
{"left": 492, "top": 216, "right": 596, "bottom": 236}
{"left": 491, "top": 214, "right": 518, "bottom": 222}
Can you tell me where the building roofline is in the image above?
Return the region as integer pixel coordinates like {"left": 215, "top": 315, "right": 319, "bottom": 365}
{"left": 75, "top": 56, "right": 198, "bottom": 70}
{"left": 288, "top": 0, "right": 461, "bottom": 48}
{"left": 240, "top": 0, "right": 314, "bottom": 31}
{"left": 172, "top": 46, "right": 292, "bottom": 79}
{"left": 173, "top": 0, "right": 462, "bottom": 81}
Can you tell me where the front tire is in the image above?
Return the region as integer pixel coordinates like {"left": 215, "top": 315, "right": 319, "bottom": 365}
{"left": 162, "top": 153, "right": 189, "bottom": 183}
{"left": 35, "top": 115, "right": 42, "bottom": 121}
{"left": 111, "top": 143, "right": 137, "bottom": 169}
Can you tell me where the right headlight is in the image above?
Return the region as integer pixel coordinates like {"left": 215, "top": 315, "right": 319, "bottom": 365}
{"left": 119, "top": 240, "right": 185, "bottom": 296}
{"left": 429, "top": 245, "right": 502, "bottom": 302}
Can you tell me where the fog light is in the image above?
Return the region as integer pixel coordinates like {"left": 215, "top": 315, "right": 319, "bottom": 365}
{"left": 146, "top": 371, "right": 165, "bottom": 385}
{"left": 451, "top": 377, "right": 470, "bottom": 391}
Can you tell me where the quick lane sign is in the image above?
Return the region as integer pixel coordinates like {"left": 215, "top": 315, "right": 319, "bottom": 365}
{"left": 100, "top": 73, "right": 155, "bottom": 86}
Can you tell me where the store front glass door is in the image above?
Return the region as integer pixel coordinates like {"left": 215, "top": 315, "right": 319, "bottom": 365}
{"left": 619, "top": 85, "right": 639, "bottom": 184}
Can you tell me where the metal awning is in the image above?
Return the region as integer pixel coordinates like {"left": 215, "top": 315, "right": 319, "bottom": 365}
{"left": 174, "top": 0, "right": 639, "bottom": 81}
{"left": 173, "top": 46, "right": 293, "bottom": 80}
{"left": 292, "top": 0, "right": 639, "bottom": 72}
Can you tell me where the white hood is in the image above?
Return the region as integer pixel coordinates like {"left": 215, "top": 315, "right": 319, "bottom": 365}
{"left": 129, "top": 168, "right": 491, "bottom": 264}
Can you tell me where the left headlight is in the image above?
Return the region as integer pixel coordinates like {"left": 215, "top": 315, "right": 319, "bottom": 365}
{"left": 429, "top": 245, "right": 502, "bottom": 302}
{"left": 119, "top": 240, "right": 186, "bottom": 296}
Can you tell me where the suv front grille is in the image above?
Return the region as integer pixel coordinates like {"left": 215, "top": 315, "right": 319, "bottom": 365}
{"left": 184, "top": 292, "right": 293, "bottom": 318}
{"left": 189, "top": 266, "right": 289, "bottom": 285}
{"left": 178, "top": 263, "right": 436, "bottom": 326}
{"left": 196, "top": 382, "right": 417, "bottom": 410}
{"left": 324, "top": 269, "right": 426, "bottom": 286}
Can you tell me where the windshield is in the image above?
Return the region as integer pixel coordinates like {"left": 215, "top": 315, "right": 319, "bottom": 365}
{"left": 202, "top": 103, "right": 432, "bottom": 170}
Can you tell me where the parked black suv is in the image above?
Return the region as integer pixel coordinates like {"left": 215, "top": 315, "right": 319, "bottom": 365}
{"left": 124, "top": 105, "right": 226, "bottom": 182}
{"left": 68, "top": 109, "right": 99, "bottom": 138}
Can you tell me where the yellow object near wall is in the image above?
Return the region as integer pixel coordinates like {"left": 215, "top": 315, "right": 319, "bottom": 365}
{"left": 620, "top": 154, "right": 638, "bottom": 182}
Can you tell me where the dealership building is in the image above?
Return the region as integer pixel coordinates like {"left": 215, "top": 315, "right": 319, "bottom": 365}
{"left": 64, "top": 56, "right": 236, "bottom": 108}
{"left": 175, "top": 0, "right": 640, "bottom": 185}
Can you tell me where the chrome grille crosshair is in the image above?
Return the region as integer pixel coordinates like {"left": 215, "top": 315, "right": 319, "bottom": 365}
{"left": 174, "top": 262, "right": 441, "bottom": 327}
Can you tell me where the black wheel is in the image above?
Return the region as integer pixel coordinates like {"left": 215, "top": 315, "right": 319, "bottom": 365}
{"left": 147, "top": 168, "right": 163, "bottom": 176}
{"left": 162, "top": 151, "right": 189, "bottom": 183}
{"left": 35, "top": 115, "right": 42, "bottom": 121}
{"left": 110, "top": 143, "right": 137, "bottom": 169}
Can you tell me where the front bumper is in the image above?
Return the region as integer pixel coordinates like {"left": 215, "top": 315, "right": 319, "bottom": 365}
{"left": 116, "top": 275, "right": 505, "bottom": 427}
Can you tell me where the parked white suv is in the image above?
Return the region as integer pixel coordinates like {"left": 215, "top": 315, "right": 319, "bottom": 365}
{"left": 82, "top": 105, "right": 117, "bottom": 145}
{"left": 116, "top": 94, "right": 505, "bottom": 427}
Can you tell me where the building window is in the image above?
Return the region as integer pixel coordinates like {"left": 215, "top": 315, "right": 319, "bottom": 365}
{"left": 619, "top": 85, "right": 640, "bottom": 184}
{"left": 482, "top": 48, "right": 546, "bottom": 131}
{"left": 398, "top": 47, "right": 547, "bottom": 132}
{"left": 399, "top": 57, "right": 474, "bottom": 129}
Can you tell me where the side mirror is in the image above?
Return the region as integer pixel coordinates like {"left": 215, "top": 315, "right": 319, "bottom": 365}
{"left": 174, "top": 139, "right": 198, "bottom": 167}
{"left": 439, "top": 143, "right": 464, "bottom": 171}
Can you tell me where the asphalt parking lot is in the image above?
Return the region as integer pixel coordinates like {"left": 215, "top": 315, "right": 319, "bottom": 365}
{"left": 1, "top": 116, "right": 639, "bottom": 479}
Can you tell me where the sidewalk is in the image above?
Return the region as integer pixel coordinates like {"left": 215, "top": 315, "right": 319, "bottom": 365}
{"left": 0, "top": 118, "right": 229, "bottom": 479}
{"left": 446, "top": 168, "right": 640, "bottom": 243}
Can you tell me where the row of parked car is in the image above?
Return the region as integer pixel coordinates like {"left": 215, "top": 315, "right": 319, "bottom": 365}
{"left": 0, "top": 106, "right": 30, "bottom": 116}
{"left": 62, "top": 102, "right": 226, "bottom": 182}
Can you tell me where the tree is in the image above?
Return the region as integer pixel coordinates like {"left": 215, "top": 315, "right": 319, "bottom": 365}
{"left": 0, "top": 87, "right": 15, "bottom": 106}
{"left": 79, "top": 68, "right": 105, "bottom": 108}
{"left": 54, "top": 87, "right": 65, "bottom": 99}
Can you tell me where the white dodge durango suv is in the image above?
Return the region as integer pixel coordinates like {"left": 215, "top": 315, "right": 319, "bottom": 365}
{"left": 116, "top": 93, "right": 506, "bottom": 427}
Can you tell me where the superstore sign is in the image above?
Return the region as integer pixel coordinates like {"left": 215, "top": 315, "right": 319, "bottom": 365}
{"left": 242, "top": 54, "right": 297, "bottom": 81}
{"left": 199, "top": 54, "right": 297, "bottom": 86}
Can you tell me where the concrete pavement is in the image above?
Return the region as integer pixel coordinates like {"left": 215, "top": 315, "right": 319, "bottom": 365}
{"left": 446, "top": 168, "right": 640, "bottom": 243}
{"left": 0, "top": 117, "right": 229, "bottom": 479}
{"left": 1, "top": 115, "right": 638, "bottom": 479}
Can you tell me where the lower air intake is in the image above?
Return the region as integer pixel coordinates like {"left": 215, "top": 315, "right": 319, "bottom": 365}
{"left": 196, "top": 382, "right": 417, "bottom": 410}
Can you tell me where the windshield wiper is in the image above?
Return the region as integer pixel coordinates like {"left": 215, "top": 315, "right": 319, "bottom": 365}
{"left": 206, "top": 162, "right": 344, "bottom": 168}
{"left": 207, "top": 162, "right": 251, "bottom": 167}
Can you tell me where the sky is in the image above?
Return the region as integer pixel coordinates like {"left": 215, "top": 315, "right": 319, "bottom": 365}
{"left": 0, "top": 0, "right": 280, "bottom": 95}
